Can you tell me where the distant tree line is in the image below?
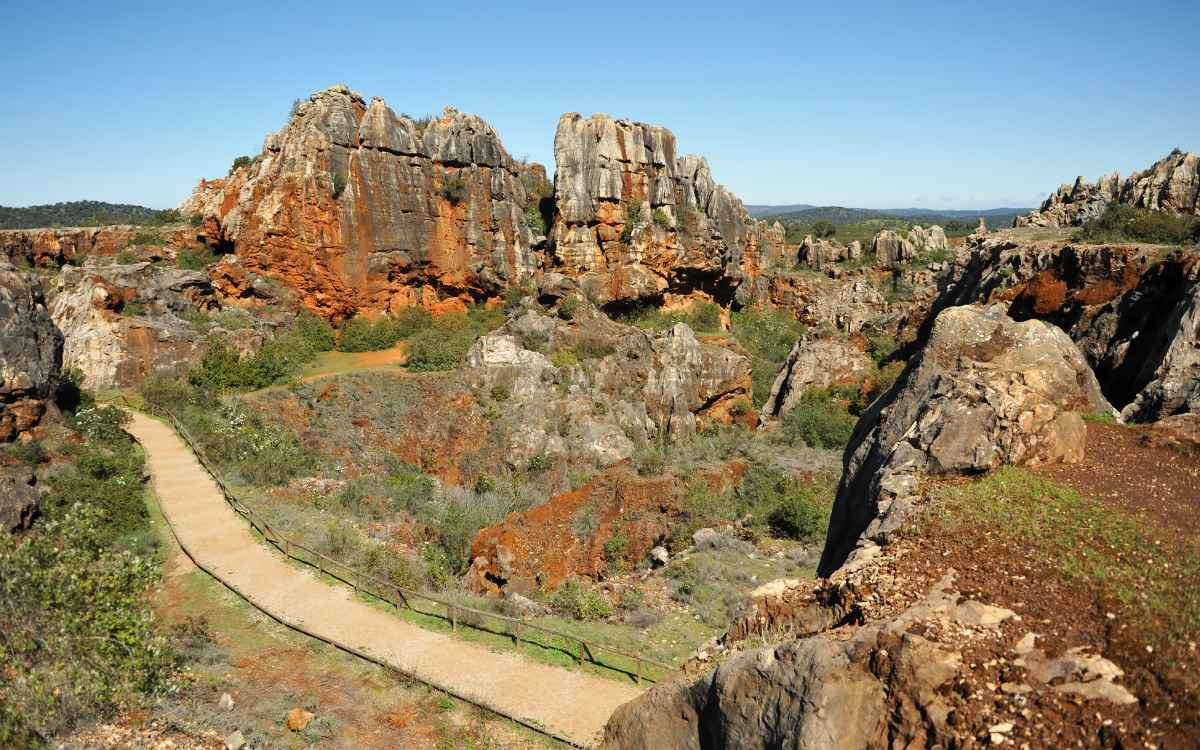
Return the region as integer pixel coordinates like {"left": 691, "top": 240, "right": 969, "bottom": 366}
{"left": 0, "top": 201, "right": 177, "bottom": 230}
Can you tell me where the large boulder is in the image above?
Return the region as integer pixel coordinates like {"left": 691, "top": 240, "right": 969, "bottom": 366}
{"left": 758, "top": 337, "right": 874, "bottom": 426}
{"left": 550, "top": 113, "right": 783, "bottom": 307}
{"left": 0, "top": 468, "right": 39, "bottom": 532}
{"left": 922, "top": 234, "right": 1200, "bottom": 422}
{"left": 1016, "top": 150, "right": 1199, "bottom": 227}
{"left": 0, "top": 263, "right": 62, "bottom": 442}
{"left": 818, "top": 304, "right": 1111, "bottom": 576}
{"left": 181, "top": 85, "right": 543, "bottom": 318}
{"left": 870, "top": 229, "right": 915, "bottom": 268}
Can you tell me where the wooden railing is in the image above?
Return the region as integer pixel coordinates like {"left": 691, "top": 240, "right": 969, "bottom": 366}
{"left": 115, "top": 396, "right": 677, "bottom": 686}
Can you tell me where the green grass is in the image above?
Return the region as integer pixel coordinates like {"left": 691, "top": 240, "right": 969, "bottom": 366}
{"left": 928, "top": 467, "right": 1200, "bottom": 642}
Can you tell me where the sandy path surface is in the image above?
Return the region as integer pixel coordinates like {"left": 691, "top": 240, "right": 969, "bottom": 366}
{"left": 127, "top": 411, "right": 641, "bottom": 747}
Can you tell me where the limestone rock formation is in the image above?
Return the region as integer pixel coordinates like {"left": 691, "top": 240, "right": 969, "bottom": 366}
{"left": 924, "top": 234, "right": 1200, "bottom": 421}
{"left": 758, "top": 337, "right": 874, "bottom": 425}
{"left": 0, "top": 468, "right": 39, "bottom": 532}
{"left": 0, "top": 227, "right": 135, "bottom": 268}
{"left": 465, "top": 299, "right": 751, "bottom": 467}
{"left": 549, "top": 113, "right": 783, "bottom": 307}
{"left": 1016, "top": 150, "right": 1200, "bottom": 227}
{"left": 600, "top": 574, "right": 1016, "bottom": 750}
{"left": 0, "top": 263, "right": 62, "bottom": 442}
{"left": 819, "top": 304, "right": 1111, "bottom": 576}
{"left": 181, "top": 85, "right": 543, "bottom": 318}
{"left": 870, "top": 225, "right": 946, "bottom": 268}
{"left": 49, "top": 261, "right": 223, "bottom": 389}
{"left": 796, "top": 234, "right": 857, "bottom": 270}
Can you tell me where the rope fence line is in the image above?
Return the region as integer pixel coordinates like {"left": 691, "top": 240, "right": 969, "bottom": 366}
{"left": 114, "top": 396, "right": 677, "bottom": 689}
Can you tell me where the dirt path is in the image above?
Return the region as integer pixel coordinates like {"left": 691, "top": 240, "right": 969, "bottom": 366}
{"left": 126, "top": 411, "right": 641, "bottom": 747}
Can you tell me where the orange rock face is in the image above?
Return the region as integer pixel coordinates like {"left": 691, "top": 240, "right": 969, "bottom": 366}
{"left": 0, "top": 227, "right": 135, "bottom": 268}
{"left": 181, "top": 86, "right": 542, "bottom": 320}
{"left": 466, "top": 462, "right": 745, "bottom": 595}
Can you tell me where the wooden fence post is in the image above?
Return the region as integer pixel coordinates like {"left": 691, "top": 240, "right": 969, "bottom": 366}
{"left": 577, "top": 639, "right": 584, "bottom": 666}
{"left": 451, "top": 606, "right": 457, "bottom": 632}
{"left": 636, "top": 657, "right": 642, "bottom": 685}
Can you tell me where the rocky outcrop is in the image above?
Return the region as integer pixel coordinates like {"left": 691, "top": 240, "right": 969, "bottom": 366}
{"left": 1016, "top": 150, "right": 1200, "bottom": 227}
{"left": 600, "top": 574, "right": 1017, "bottom": 750}
{"left": 819, "top": 304, "right": 1111, "bottom": 576}
{"left": 0, "top": 263, "right": 62, "bottom": 442}
{"left": 548, "top": 113, "right": 783, "bottom": 307}
{"left": 182, "top": 85, "right": 543, "bottom": 318}
{"left": 466, "top": 299, "right": 751, "bottom": 467}
{"left": 758, "top": 337, "right": 874, "bottom": 425}
{"left": 871, "top": 225, "right": 946, "bottom": 268}
{"left": 0, "top": 468, "right": 39, "bottom": 532}
{"left": 922, "top": 233, "right": 1200, "bottom": 421}
{"left": 48, "top": 262, "right": 223, "bottom": 389}
{"left": 796, "top": 234, "right": 862, "bottom": 270}
{"left": 0, "top": 227, "right": 135, "bottom": 268}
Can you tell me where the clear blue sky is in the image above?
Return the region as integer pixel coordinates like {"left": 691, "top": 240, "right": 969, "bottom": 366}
{"left": 2, "top": 1, "right": 1197, "bottom": 210}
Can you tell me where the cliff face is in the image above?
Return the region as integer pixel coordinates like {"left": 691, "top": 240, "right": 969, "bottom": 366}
{"left": 550, "top": 113, "right": 784, "bottom": 307}
{"left": 0, "top": 227, "right": 136, "bottom": 268}
{"left": 183, "top": 85, "right": 542, "bottom": 318}
{"left": 184, "top": 92, "right": 783, "bottom": 318}
{"left": 1016, "top": 150, "right": 1199, "bottom": 227}
{"left": 0, "top": 263, "right": 62, "bottom": 442}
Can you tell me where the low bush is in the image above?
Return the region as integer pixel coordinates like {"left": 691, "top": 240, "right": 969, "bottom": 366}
{"left": 774, "top": 387, "right": 859, "bottom": 449}
{"left": 549, "top": 578, "right": 613, "bottom": 621}
{"left": 229, "top": 155, "right": 252, "bottom": 174}
{"left": 406, "top": 306, "right": 505, "bottom": 372}
{"left": 438, "top": 176, "right": 468, "bottom": 204}
{"left": 731, "top": 306, "right": 806, "bottom": 406}
{"left": 811, "top": 220, "right": 836, "bottom": 238}
{"left": 621, "top": 203, "right": 643, "bottom": 243}
{"left": 1074, "top": 204, "right": 1200, "bottom": 245}
{"left": 177, "top": 246, "right": 217, "bottom": 271}
{"left": 332, "top": 171, "right": 347, "bottom": 198}
{"left": 653, "top": 208, "right": 672, "bottom": 230}
{"left": 620, "top": 300, "right": 722, "bottom": 334}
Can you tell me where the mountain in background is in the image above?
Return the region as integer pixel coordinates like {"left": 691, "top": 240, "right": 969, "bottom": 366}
{"left": 0, "top": 200, "right": 164, "bottom": 229}
{"left": 747, "top": 204, "right": 1030, "bottom": 228}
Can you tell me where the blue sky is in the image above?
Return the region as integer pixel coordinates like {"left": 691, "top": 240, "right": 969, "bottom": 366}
{"left": 2, "top": 1, "right": 1197, "bottom": 210}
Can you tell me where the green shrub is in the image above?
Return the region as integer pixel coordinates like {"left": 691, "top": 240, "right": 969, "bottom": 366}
{"left": 116, "top": 249, "right": 138, "bottom": 264}
{"left": 621, "top": 203, "right": 643, "bottom": 243}
{"left": 438, "top": 176, "right": 468, "bottom": 204}
{"left": 332, "top": 171, "right": 347, "bottom": 198}
{"left": 524, "top": 203, "right": 547, "bottom": 236}
{"left": 603, "top": 530, "right": 628, "bottom": 571}
{"left": 811, "top": 220, "right": 836, "bottom": 238}
{"left": 549, "top": 578, "right": 613, "bottom": 621}
{"left": 293, "top": 310, "right": 336, "bottom": 352}
{"left": 177, "top": 246, "right": 217, "bottom": 270}
{"left": 229, "top": 155, "right": 252, "bottom": 175}
{"left": 1, "top": 440, "right": 46, "bottom": 466}
{"left": 653, "top": 208, "right": 672, "bottom": 230}
{"left": 128, "top": 230, "right": 161, "bottom": 247}
{"left": 405, "top": 306, "right": 504, "bottom": 372}
{"left": 189, "top": 213, "right": 203, "bottom": 227}
{"left": 730, "top": 306, "right": 806, "bottom": 406}
{"left": 574, "top": 332, "right": 615, "bottom": 360}
{"left": 1074, "top": 204, "right": 1200, "bottom": 245}
{"left": 571, "top": 505, "right": 599, "bottom": 539}
{"left": 0, "top": 505, "right": 174, "bottom": 741}
{"left": 557, "top": 295, "right": 580, "bottom": 320}
{"left": 550, "top": 350, "right": 579, "bottom": 369}
{"left": 527, "top": 453, "right": 551, "bottom": 474}
{"left": 775, "top": 388, "right": 858, "bottom": 449}
{"left": 338, "top": 315, "right": 401, "bottom": 352}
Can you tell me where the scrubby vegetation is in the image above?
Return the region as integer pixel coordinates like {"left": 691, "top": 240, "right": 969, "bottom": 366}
{"left": 229, "top": 155, "right": 252, "bottom": 175}
{"left": 1073, "top": 204, "right": 1200, "bottom": 245}
{"left": 0, "top": 201, "right": 171, "bottom": 229}
{"left": 0, "top": 403, "right": 174, "bottom": 745}
{"left": 406, "top": 306, "right": 506, "bottom": 371}
{"left": 190, "top": 311, "right": 336, "bottom": 390}
{"left": 773, "top": 386, "right": 860, "bottom": 449}
{"left": 680, "top": 463, "right": 833, "bottom": 545}
{"left": 620, "top": 300, "right": 722, "bottom": 333}
{"left": 729, "top": 305, "right": 807, "bottom": 406}
{"left": 176, "top": 245, "right": 219, "bottom": 270}
{"left": 438, "top": 176, "right": 468, "bottom": 204}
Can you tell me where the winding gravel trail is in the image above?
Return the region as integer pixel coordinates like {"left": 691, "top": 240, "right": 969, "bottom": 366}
{"left": 127, "top": 411, "right": 640, "bottom": 747}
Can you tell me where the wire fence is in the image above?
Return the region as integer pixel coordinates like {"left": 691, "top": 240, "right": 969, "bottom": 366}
{"left": 115, "top": 396, "right": 678, "bottom": 687}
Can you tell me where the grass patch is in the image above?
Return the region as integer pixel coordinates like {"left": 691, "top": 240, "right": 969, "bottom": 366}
{"left": 928, "top": 467, "right": 1200, "bottom": 641}
{"left": 730, "top": 305, "right": 807, "bottom": 407}
{"left": 619, "top": 300, "right": 722, "bottom": 334}
{"left": 1073, "top": 204, "right": 1200, "bottom": 246}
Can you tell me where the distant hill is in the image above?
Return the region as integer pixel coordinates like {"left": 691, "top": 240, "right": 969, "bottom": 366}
{"left": 0, "top": 201, "right": 164, "bottom": 229}
{"left": 746, "top": 203, "right": 814, "bottom": 218}
{"left": 750, "top": 204, "right": 1030, "bottom": 229}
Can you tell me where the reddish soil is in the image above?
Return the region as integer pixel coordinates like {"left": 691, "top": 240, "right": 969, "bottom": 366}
{"left": 877, "top": 421, "right": 1200, "bottom": 749}
{"left": 1035, "top": 421, "right": 1200, "bottom": 538}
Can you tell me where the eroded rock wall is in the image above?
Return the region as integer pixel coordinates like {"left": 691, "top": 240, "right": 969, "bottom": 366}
{"left": 0, "top": 263, "right": 62, "bottom": 442}
{"left": 0, "top": 227, "right": 136, "bottom": 268}
{"left": 182, "top": 85, "right": 542, "bottom": 319}
{"left": 1016, "top": 150, "right": 1199, "bottom": 227}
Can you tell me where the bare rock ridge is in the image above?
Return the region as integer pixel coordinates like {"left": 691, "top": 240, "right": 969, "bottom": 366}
{"left": 551, "top": 113, "right": 783, "bottom": 307}
{"left": 818, "top": 304, "right": 1111, "bottom": 576}
{"left": 1016, "top": 149, "right": 1199, "bottom": 227}
{"left": 182, "top": 86, "right": 783, "bottom": 318}
{"left": 0, "top": 262, "right": 62, "bottom": 442}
